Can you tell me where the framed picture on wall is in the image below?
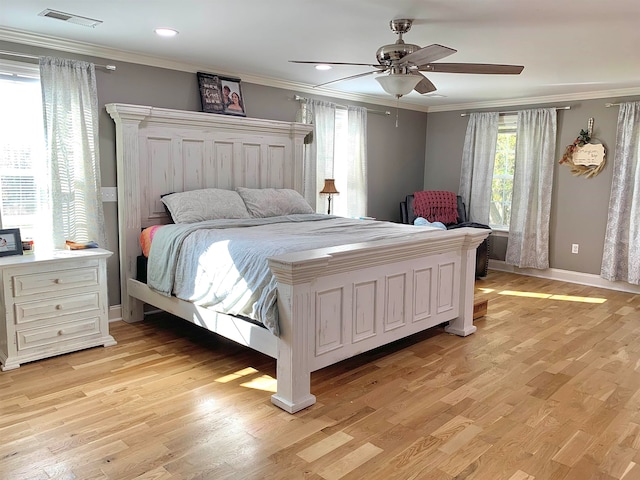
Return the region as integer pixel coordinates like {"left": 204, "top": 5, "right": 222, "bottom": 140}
{"left": 197, "top": 72, "right": 246, "bottom": 117}
{"left": 0, "top": 228, "right": 23, "bottom": 257}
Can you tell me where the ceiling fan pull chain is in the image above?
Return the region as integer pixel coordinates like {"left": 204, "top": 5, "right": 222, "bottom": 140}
{"left": 395, "top": 96, "right": 400, "bottom": 128}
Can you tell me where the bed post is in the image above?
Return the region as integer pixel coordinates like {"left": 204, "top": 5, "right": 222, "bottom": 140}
{"left": 269, "top": 259, "right": 322, "bottom": 413}
{"left": 445, "top": 228, "right": 486, "bottom": 336}
{"left": 106, "top": 104, "right": 151, "bottom": 323}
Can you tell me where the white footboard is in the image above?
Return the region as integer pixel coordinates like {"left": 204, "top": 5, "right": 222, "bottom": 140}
{"left": 269, "top": 226, "right": 488, "bottom": 413}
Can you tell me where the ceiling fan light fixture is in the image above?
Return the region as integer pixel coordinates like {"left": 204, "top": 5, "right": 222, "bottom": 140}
{"left": 375, "top": 73, "right": 421, "bottom": 97}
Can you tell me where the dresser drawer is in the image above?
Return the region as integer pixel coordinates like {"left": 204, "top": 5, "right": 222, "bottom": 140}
{"left": 14, "top": 292, "right": 100, "bottom": 325}
{"left": 16, "top": 317, "right": 101, "bottom": 351}
{"left": 12, "top": 265, "right": 99, "bottom": 298}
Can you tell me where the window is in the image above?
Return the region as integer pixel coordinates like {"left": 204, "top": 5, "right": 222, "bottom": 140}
{"left": 490, "top": 114, "right": 517, "bottom": 230}
{"left": 0, "top": 61, "right": 52, "bottom": 248}
{"left": 331, "top": 108, "right": 349, "bottom": 216}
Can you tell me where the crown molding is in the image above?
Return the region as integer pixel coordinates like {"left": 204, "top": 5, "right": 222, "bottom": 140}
{"left": 0, "top": 27, "right": 430, "bottom": 113}
{"left": 2, "top": 27, "right": 639, "bottom": 115}
{"left": 425, "top": 87, "right": 640, "bottom": 113}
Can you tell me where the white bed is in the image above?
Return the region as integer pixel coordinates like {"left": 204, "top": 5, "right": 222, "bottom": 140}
{"left": 107, "top": 103, "right": 489, "bottom": 413}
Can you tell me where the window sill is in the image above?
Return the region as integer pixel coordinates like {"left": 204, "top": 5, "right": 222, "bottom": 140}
{"left": 489, "top": 228, "right": 509, "bottom": 238}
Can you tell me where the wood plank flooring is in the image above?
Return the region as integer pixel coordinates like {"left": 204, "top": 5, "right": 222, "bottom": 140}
{"left": 2, "top": 271, "right": 640, "bottom": 479}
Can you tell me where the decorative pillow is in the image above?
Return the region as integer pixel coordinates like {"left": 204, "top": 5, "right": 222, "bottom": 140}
{"left": 140, "top": 225, "right": 164, "bottom": 257}
{"left": 161, "top": 188, "right": 250, "bottom": 223}
{"left": 236, "top": 187, "right": 314, "bottom": 217}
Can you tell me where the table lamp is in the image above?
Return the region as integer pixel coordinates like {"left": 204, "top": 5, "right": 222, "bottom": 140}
{"left": 320, "top": 178, "right": 339, "bottom": 215}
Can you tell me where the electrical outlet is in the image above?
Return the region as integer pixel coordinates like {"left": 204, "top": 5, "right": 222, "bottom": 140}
{"left": 571, "top": 243, "right": 579, "bottom": 254}
{"left": 101, "top": 187, "right": 117, "bottom": 202}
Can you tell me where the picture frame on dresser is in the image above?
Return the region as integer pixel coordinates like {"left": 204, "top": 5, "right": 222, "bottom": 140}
{"left": 0, "top": 228, "right": 23, "bottom": 257}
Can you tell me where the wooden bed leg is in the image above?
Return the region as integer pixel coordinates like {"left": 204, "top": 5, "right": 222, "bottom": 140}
{"left": 270, "top": 284, "right": 316, "bottom": 413}
{"left": 123, "top": 275, "right": 144, "bottom": 322}
{"left": 445, "top": 238, "right": 478, "bottom": 337}
{"left": 271, "top": 339, "right": 317, "bottom": 413}
{"left": 122, "top": 294, "right": 145, "bottom": 323}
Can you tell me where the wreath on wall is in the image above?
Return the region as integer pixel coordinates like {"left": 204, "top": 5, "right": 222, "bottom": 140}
{"left": 559, "top": 128, "right": 606, "bottom": 178}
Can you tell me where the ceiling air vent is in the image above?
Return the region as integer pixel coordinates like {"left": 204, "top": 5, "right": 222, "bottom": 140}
{"left": 38, "top": 9, "right": 103, "bottom": 28}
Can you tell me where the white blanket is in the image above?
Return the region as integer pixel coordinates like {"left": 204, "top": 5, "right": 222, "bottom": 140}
{"left": 147, "top": 214, "right": 440, "bottom": 335}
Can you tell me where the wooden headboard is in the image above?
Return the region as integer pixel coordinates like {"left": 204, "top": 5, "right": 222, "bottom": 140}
{"left": 106, "top": 103, "right": 313, "bottom": 320}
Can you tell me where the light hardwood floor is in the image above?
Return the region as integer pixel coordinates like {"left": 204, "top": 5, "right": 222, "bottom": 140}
{"left": 2, "top": 271, "right": 640, "bottom": 480}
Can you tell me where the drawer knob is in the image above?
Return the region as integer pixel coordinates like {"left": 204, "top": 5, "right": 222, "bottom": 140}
{"left": 54, "top": 278, "right": 63, "bottom": 284}
{"left": 55, "top": 304, "right": 63, "bottom": 310}
{"left": 57, "top": 330, "right": 64, "bottom": 336}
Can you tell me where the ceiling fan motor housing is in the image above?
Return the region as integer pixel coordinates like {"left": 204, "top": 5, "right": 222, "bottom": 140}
{"left": 376, "top": 18, "right": 419, "bottom": 65}
{"left": 376, "top": 42, "right": 421, "bottom": 65}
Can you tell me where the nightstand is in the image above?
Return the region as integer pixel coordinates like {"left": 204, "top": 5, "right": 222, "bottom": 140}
{"left": 0, "top": 248, "right": 116, "bottom": 371}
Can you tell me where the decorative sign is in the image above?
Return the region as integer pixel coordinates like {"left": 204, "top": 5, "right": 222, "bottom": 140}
{"left": 559, "top": 121, "right": 607, "bottom": 178}
{"left": 572, "top": 143, "right": 606, "bottom": 166}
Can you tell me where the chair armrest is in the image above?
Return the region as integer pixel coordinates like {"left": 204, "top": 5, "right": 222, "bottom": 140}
{"left": 400, "top": 201, "right": 409, "bottom": 224}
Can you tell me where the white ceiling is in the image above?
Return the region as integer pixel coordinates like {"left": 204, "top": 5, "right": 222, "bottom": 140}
{"left": 1, "top": 0, "right": 640, "bottom": 112}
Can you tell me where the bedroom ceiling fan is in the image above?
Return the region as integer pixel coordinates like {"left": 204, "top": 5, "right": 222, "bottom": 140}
{"left": 290, "top": 19, "right": 524, "bottom": 98}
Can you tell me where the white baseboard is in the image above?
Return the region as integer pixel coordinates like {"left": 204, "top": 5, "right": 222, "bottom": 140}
{"left": 108, "top": 305, "right": 122, "bottom": 323}
{"left": 488, "top": 259, "right": 640, "bottom": 294}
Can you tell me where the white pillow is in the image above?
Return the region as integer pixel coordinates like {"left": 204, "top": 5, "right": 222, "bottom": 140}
{"left": 236, "top": 187, "right": 314, "bottom": 218}
{"left": 161, "top": 188, "right": 250, "bottom": 223}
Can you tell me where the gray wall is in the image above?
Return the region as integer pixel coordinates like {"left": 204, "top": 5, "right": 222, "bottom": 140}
{"left": 1, "top": 41, "right": 427, "bottom": 306}
{"left": 425, "top": 98, "right": 639, "bottom": 275}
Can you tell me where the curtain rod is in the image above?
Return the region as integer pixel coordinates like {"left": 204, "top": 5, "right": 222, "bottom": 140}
{"left": 460, "top": 106, "right": 570, "bottom": 117}
{"left": 0, "top": 50, "right": 116, "bottom": 71}
{"left": 294, "top": 95, "right": 390, "bottom": 116}
{"left": 605, "top": 103, "right": 621, "bottom": 107}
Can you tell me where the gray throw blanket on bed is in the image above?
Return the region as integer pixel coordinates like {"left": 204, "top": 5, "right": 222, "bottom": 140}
{"left": 147, "top": 214, "right": 438, "bottom": 336}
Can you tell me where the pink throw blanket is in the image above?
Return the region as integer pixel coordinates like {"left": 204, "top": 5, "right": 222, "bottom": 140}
{"left": 413, "top": 191, "right": 459, "bottom": 225}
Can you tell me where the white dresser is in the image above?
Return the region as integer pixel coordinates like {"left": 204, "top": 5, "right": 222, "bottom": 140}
{"left": 0, "top": 248, "right": 116, "bottom": 371}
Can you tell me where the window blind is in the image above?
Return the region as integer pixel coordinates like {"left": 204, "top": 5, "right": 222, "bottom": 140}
{"left": 0, "top": 63, "right": 51, "bottom": 244}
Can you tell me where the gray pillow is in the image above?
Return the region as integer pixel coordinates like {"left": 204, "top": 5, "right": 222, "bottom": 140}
{"left": 236, "top": 187, "right": 314, "bottom": 217}
{"left": 161, "top": 188, "right": 250, "bottom": 223}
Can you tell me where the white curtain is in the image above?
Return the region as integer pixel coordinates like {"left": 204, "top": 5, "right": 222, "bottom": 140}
{"left": 301, "top": 99, "right": 336, "bottom": 211}
{"left": 506, "top": 108, "right": 557, "bottom": 269}
{"left": 601, "top": 101, "right": 640, "bottom": 284}
{"left": 340, "top": 105, "right": 367, "bottom": 218}
{"left": 39, "top": 57, "right": 107, "bottom": 249}
{"left": 458, "top": 112, "right": 499, "bottom": 223}
{"left": 300, "top": 99, "right": 367, "bottom": 217}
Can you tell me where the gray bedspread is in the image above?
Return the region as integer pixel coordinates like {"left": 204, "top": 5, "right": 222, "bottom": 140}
{"left": 147, "top": 214, "right": 439, "bottom": 335}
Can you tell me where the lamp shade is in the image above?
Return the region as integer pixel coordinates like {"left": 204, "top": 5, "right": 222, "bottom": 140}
{"left": 375, "top": 73, "right": 421, "bottom": 97}
{"left": 320, "top": 178, "right": 339, "bottom": 195}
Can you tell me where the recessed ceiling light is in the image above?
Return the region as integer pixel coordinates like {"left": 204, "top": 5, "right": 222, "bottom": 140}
{"left": 154, "top": 28, "right": 178, "bottom": 37}
{"left": 315, "top": 64, "right": 332, "bottom": 71}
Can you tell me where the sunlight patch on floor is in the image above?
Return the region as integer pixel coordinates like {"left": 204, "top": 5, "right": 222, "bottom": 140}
{"left": 498, "top": 290, "right": 606, "bottom": 304}
{"left": 240, "top": 375, "right": 277, "bottom": 393}
{"left": 477, "top": 288, "right": 495, "bottom": 294}
{"left": 215, "top": 367, "right": 277, "bottom": 392}
{"left": 215, "top": 367, "right": 259, "bottom": 383}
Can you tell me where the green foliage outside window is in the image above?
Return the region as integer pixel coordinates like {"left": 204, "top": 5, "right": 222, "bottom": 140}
{"left": 490, "top": 122, "right": 517, "bottom": 229}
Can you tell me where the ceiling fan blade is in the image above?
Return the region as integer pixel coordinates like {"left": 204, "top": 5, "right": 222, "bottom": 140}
{"left": 420, "top": 63, "right": 524, "bottom": 74}
{"left": 314, "top": 70, "right": 382, "bottom": 88}
{"left": 410, "top": 71, "right": 437, "bottom": 94}
{"left": 290, "top": 60, "right": 383, "bottom": 68}
{"left": 400, "top": 44, "right": 457, "bottom": 67}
